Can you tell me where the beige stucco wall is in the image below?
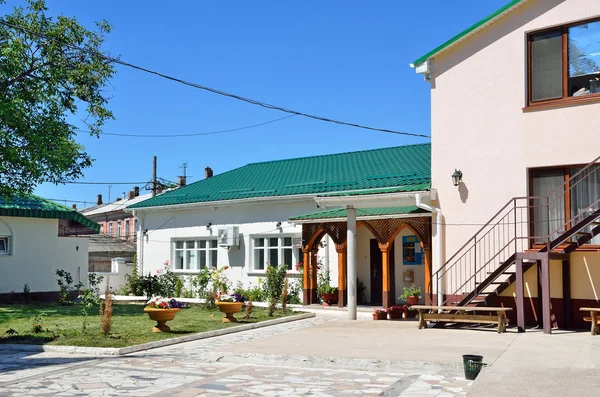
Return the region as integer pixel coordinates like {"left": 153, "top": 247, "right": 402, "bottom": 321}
{"left": 429, "top": 0, "right": 600, "bottom": 281}
{"left": 0, "top": 216, "right": 89, "bottom": 293}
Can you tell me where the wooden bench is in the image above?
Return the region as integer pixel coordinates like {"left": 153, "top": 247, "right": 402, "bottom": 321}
{"left": 579, "top": 307, "right": 600, "bottom": 335}
{"left": 411, "top": 305, "right": 513, "bottom": 334}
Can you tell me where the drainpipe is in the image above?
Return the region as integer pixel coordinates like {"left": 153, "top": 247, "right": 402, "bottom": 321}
{"left": 133, "top": 210, "right": 144, "bottom": 278}
{"left": 415, "top": 193, "right": 443, "bottom": 306}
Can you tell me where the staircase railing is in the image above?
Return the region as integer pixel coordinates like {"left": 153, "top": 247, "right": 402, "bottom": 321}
{"left": 430, "top": 155, "right": 600, "bottom": 306}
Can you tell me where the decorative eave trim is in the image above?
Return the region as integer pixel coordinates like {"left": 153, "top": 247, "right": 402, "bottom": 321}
{"left": 290, "top": 212, "right": 432, "bottom": 225}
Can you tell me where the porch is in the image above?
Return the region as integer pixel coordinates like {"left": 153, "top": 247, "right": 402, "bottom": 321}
{"left": 291, "top": 206, "right": 432, "bottom": 308}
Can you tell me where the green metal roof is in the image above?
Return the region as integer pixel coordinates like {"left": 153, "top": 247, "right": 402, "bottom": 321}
{"left": 129, "top": 143, "right": 431, "bottom": 210}
{"left": 290, "top": 206, "right": 428, "bottom": 222}
{"left": 317, "top": 183, "right": 430, "bottom": 197}
{"left": 0, "top": 195, "right": 100, "bottom": 232}
{"left": 411, "top": 0, "right": 527, "bottom": 67}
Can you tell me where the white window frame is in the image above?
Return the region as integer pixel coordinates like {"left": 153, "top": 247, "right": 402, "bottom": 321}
{"left": 124, "top": 219, "right": 130, "bottom": 240}
{"left": 0, "top": 236, "right": 10, "bottom": 255}
{"left": 117, "top": 220, "right": 122, "bottom": 239}
{"left": 251, "top": 235, "right": 301, "bottom": 273}
{"left": 172, "top": 238, "right": 218, "bottom": 273}
{"left": 108, "top": 222, "right": 113, "bottom": 236}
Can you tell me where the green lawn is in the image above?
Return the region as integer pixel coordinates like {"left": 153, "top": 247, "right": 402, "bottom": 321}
{"left": 0, "top": 303, "right": 293, "bottom": 348}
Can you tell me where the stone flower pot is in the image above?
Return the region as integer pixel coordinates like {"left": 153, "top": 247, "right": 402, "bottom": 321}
{"left": 144, "top": 308, "right": 180, "bottom": 333}
{"left": 406, "top": 296, "right": 419, "bottom": 306}
{"left": 372, "top": 311, "right": 387, "bottom": 320}
{"left": 215, "top": 302, "right": 244, "bottom": 323}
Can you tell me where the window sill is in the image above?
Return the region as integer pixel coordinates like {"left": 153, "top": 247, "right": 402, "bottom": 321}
{"left": 523, "top": 94, "right": 600, "bottom": 112}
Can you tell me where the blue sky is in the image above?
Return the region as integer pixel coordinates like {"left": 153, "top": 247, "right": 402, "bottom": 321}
{"left": 4, "top": 0, "right": 509, "bottom": 206}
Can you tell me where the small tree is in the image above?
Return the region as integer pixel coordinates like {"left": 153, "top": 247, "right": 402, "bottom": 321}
{"left": 265, "top": 265, "right": 287, "bottom": 317}
{"left": 281, "top": 278, "right": 289, "bottom": 313}
{"left": 243, "top": 298, "right": 254, "bottom": 320}
{"left": 99, "top": 277, "right": 113, "bottom": 336}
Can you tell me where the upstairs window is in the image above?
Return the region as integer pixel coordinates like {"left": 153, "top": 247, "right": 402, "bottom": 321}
{"left": 529, "top": 18, "right": 600, "bottom": 105}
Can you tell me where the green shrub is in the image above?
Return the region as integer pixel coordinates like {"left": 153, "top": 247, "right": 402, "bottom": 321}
{"left": 265, "top": 265, "right": 287, "bottom": 316}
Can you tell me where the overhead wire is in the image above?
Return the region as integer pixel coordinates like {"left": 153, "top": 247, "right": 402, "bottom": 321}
{"left": 0, "top": 20, "right": 430, "bottom": 139}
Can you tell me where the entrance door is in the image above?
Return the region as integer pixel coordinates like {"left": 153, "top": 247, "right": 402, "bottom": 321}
{"left": 370, "top": 239, "right": 395, "bottom": 305}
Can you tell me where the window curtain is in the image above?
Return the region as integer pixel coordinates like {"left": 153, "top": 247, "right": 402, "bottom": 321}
{"left": 570, "top": 166, "right": 600, "bottom": 244}
{"left": 532, "top": 170, "right": 565, "bottom": 242}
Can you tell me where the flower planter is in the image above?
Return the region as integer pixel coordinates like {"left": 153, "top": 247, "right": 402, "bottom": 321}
{"left": 406, "top": 296, "right": 419, "bottom": 306}
{"left": 215, "top": 302, "right": 244, "bottom": 323}
{"left": 405, "top": 310, "right": 418, "bottom": 318}
{"left": 388, "top": 311, "right": 404, "bottom": 320}
{"left": 372, "top": 311, "right": 387, "bottom": 320}
{"left": 144, "top": 308, "right": 180, "bottom": 333}
{"left": 321, "top": 292, "right": 338, "bottom": 306}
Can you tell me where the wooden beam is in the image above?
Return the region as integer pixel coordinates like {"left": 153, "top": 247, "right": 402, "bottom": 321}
{"left": 302, "top": 249, "right": 310, "bottom": 305}
{"left": 311, "top": 248, "right": 318, "bottom": 304}
{"left": 336, "top": 242, "right": 347, "bottom": 307}
{"left": 423, "top": 245, "right": 432, "bottom": 305}
{"left": 379, "top": 242, "right": 391, "bottom": 308}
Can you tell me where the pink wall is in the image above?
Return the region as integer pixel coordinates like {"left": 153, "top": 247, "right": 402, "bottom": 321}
{"left": 428, "top": 0, "right": 600, "bottom": 265}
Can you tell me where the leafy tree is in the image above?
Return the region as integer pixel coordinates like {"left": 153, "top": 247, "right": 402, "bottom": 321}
{"left": 0, "top": 0, "right": 116, "bottom": 197}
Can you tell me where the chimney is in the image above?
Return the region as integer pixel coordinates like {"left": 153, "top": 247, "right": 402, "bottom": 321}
{"left": 177, "top": 176, "right": 187, "bottom": 187}
{"left": 116, "top": 197, "right": 121, "bottom": 201}
{"left": 128, "top": 191, "right": 135, "bottom": 200}
{"left": 205, "top": 166, "right": 213, "bottom": 179}
{"left": 122, "top": 192, "right": 126, "bottom": 200}
{"left": 72, "top": 204, "right": 77, "bottom": 209}
{"left": 97, "top": 194, "right": 103, "bottom": 205}
{"left": 134, "top": 186, "right": 139, "bottom": 197}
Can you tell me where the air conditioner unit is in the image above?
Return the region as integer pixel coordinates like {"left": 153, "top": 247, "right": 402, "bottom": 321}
{"left": 292, "top": 236, "right": 303, "bottom": 248}
{"left": 217, "top": 226, "right": 239, "bottom": 248}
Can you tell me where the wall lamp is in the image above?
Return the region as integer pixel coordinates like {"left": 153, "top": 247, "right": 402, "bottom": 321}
{"left": 452, "top": 169, "right": 463, "bottom": 186}
{"left": 206, "top": 222, "right": 212, "bottom": 230}
{"left": 276, "top": 221, "right": 282, "bottom": 229}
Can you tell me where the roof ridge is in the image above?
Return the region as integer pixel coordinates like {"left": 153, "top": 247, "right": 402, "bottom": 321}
{"left": 246, "top": 143, "right": 431, "bottom": 166}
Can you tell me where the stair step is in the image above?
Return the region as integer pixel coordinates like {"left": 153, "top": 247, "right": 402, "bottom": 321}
{"left": 452, "top": 299, "right": 486, "bottom": 305}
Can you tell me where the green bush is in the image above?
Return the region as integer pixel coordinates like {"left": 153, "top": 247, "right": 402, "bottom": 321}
{"left": 265, "top": 265, "right": 287, "bottom": 316}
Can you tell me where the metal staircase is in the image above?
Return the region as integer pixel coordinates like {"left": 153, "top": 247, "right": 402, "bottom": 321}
{"left": 429, "top": 156, "right": 600, "bottom": 331}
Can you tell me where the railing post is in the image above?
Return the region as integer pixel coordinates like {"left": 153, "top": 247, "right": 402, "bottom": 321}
{"left": 546, "top": 196, "right": 551, "bottom": 252}
{"left": 473, "top": 238, "right": 477, "bottom": 292}
{"left": 514, "top": 199, "right": 518, "bottom": 253}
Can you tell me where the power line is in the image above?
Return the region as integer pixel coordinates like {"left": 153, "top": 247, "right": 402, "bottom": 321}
{"left": 60, "top": 181, "right": 149, "bottom": 185}
{"left": 0, "top": 20, "right": 430, "bottom": 139}
{"left": 78, "top": 115, "right": 296, "bottom": 138}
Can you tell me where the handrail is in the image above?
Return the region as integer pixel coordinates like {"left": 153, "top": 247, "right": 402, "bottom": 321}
{"left": 430, "top": 155, "right": 599, "bottom": 305}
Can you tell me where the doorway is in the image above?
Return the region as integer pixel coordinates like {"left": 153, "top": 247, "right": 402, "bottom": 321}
{"left": 370, "top": 239, "right": 395, "bottom": 305}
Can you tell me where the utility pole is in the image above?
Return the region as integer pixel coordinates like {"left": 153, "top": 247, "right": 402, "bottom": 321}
{"left": 180, "top": 162, "right": 188, "bottom": 178}
{"left": 152, "top": 156, "right": 157, "bottom": 197}
{"left": 107, "top": 185, "right": 112, "bottom": 202}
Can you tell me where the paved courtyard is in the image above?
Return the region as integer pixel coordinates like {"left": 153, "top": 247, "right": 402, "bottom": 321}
{"left": 0, "top": 312, "right": 473, "bottom": 396}
{"left": 1, "top": 309, "right": 598, "bottom": 396}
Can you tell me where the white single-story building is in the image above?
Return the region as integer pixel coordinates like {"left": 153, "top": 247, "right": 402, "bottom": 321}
{"left": 127, "top": 144, "right": 433, "bottom": 307}
{"left": 0, "top": 196, "right": 98, "bottom": 300}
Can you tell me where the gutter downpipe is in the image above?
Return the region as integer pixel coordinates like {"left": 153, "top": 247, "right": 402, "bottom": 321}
{"left": 415, "top": 193, "right": 443, "bottom": 307}
{"left": 133, "top": 210, "right": 144, "bottom": 277}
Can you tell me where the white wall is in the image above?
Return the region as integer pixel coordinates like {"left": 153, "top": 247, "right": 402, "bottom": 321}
{"left": 96, "top": 258, "right": 134, "bottom": 294}
{"left": 429, "top": 0, "right": 600, "bottom": 273}
{"left": 0, "top": 216, "right": 89, "bottom": 293}
{"left": 135, "top": 199, "right": 332, "bottom": 292}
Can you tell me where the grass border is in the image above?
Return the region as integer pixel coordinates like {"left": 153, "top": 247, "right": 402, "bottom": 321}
{"left": 0, "top": 312, "right": 315, "bottom": 356}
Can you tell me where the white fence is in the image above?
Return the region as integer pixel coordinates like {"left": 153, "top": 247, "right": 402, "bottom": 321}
{"left": 95, "top": 258, "right": 133, "bottom": 293}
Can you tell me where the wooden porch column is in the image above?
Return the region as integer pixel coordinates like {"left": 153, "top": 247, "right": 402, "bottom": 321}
{"left": 379, "top": 242, "right": 392, "bottom": 308}
{"left": 335, "top": 242, "right": 347, "bottom": 307}
{"left": 302, "top": 249, "right": 310, "bottom": 305}
{"left": 423, "top": 245, "right": 432, "bottom": 305}
{"left": 562, "top": 259, "right": 571, "bottom": 329}
{"left": 311, "top": 248, "right": 319, "bottom": 304}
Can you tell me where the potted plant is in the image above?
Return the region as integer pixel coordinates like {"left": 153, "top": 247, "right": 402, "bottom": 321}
{"left": 373, "top": 308, "right": 387, "bottom": 320}
{"left": 215, "top": 292, "right": 245, "bottom": 323}
{"left": 399, "top": 285, "right": 421, "bottom": 306}
{"left": 386, "top": 305, "right": 405, "bottom": 320}
{"left": 405, "top": 305, "right": 418, "bottom": 318}
{"left": 317, "top": 269, "right": 338, "bottom": 306}
{"left": 144, "top": 297, "right": 184, "bottom": 333}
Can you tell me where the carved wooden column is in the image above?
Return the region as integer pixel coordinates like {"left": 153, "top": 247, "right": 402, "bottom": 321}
{"left": 302, "top": 249, "right": 310, "bottom": 305}
{"left": 335, "top": 242, "right": 347, "bottom": 307}
{"left": 379, "top": 242, "right": 392, "bottom": 308}
{"left": 311, "top": 248, "right": 319, "bottom": 304}
{"left": 423, "top": 244, "right": 432, "bottom": 305}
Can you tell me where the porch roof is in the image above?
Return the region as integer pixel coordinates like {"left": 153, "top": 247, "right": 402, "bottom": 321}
{"left": 289, "top": 206, "right": 429, "bottom": 223}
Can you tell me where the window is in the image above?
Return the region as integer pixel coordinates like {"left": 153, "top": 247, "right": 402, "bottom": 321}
{"left": 125, "top": 220, "right": 130, "bottom": 240}
{"left": 108, "top": 222, "right": 113, "bottom": 236}
{"left": 134, "top": 219, "right": 139, "bottom": 241}
{"left": 528, "top": 19, "right": 600, "bottom": 105}
{"left": 530, "top": 165, "right": 600, "bottom": 244}
{"left": 173, "top": 239, "right": 218, "bottom": 271}
{"left": 117, "top": 220, "right": 122, "bottom": 239}
{"left": 0, "top": 237, "right": 9, "bottom": 255}
{"left": 253, "top": 236, "right": 300, "bottom": 272}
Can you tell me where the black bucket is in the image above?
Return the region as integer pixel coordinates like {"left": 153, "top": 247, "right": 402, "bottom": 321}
{"left": 462, "top": 354, "right": 484, "bottom": 380}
